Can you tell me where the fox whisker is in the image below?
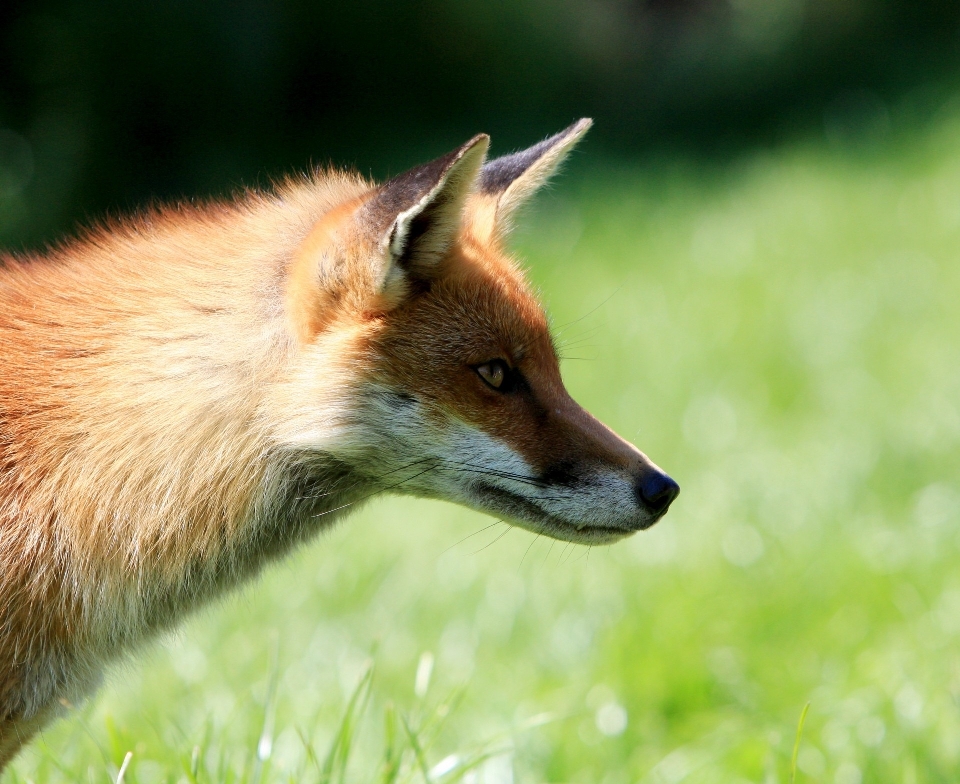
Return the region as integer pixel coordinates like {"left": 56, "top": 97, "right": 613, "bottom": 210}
{"left": 471, "top": 522, "right": 511, "bottom": 555}
{"left": 308, "top": 463, "right": 441, "bottom": 519}
{"left": 441, "top": 520, "right": 505, "bottom": 555}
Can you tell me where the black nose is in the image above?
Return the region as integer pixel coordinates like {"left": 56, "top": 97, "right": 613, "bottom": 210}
{"left": 635, "top": 469, "right": 680, "bottom": 516}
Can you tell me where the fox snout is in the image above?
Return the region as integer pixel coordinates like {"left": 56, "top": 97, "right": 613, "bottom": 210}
{"left": 535, "top": 398, "right": 679, "bottom": 536}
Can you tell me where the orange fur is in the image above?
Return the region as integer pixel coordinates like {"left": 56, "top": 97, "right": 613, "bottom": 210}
{"left": 0, "top": 121, "right": 678, "bottom": 765}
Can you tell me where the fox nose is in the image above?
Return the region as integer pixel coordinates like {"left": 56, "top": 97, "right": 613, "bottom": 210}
{"left": 635, "top": 468, "right": 680, "bottom": 516}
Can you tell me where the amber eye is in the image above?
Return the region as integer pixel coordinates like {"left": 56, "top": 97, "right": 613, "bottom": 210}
{"left": 475, "top": 359, "right": 510, "bottom": 390}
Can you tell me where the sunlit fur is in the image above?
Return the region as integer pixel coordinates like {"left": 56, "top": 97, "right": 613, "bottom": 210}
{"left": 0, "top": 122, "right": 676, "bottom": 763}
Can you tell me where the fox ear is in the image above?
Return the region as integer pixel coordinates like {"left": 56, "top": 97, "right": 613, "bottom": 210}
{"left": 474, "top": 118, "right": 592, "bottom": 239}
{"left": 361, "top": 133, "right": 489, "bottom": 303}
{"left": 288, "top": 135, "right": 488, "bottom": 341}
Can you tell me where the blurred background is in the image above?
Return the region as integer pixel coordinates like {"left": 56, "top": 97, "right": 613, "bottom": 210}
{"left": 3, "top": 0, "right": 960, "bottom": 246}
{"left": 5, "top": 2, "right": 960, "bottom": 783}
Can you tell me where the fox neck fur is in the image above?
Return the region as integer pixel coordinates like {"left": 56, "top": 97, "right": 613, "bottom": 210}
{"left": 0, "top": 168, "right": 392, "bottom": 719}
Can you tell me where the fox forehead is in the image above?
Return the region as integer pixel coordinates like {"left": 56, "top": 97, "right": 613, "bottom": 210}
{"left": 371, "top": 236, "right": 555, "bottom": 381}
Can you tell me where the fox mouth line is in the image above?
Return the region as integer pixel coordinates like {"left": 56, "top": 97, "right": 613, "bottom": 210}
{"left": 471, "top": 482, "right": 636, "bottom": 544}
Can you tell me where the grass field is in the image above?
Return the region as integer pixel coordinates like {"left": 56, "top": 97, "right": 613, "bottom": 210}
{"left": 8, "top": 114, "right": 960, "bottom": 783}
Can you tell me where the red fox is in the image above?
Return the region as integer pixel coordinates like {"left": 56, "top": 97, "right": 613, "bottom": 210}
{"left": 0, "top": 119, "right": 678, "bottom": 765}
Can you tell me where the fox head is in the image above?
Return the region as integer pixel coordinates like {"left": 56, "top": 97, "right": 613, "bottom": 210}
{"left": 279, "top": 119, "right": 678, "bottom": 544}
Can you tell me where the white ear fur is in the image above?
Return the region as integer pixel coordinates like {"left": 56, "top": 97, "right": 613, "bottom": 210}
{"left": 385, "top": 153, "right": 476, "bottom": 261}
{"left": 479, "top": 118, "right": 592, "bottom": 232}
{"left": 363, "top": 134, "right": 489, "bottom": 301}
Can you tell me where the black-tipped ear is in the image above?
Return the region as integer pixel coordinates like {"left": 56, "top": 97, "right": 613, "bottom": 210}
{"left": 479, "top": 118, "right": 591, "bottom": 232}
{"left": 361, "top": 134, "right": 488, "bottom": 298}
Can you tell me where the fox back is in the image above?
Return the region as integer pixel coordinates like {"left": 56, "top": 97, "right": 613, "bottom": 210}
{"left": 0, "top": 120, "right": 678, "bottom": 765}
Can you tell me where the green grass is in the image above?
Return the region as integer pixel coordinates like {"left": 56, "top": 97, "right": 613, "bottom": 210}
{"left": 10, "top": 115, "right": 960, "bottom": 783}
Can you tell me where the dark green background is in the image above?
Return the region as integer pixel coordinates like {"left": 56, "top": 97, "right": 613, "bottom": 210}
{"left": 2, "top": 0, "right": 960, "bottom": 245}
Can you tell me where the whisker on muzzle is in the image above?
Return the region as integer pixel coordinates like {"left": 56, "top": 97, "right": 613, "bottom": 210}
{"left": 441, "top": 519, "right": 504, "bottom": 555}
{"left": 471, "top": 522, "right": 511, "bottom": 555}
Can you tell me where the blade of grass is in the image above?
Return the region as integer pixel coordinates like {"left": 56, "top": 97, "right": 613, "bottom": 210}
{"left": 790, "top": 701, "right": 811, "bottom": 784}
{"left": 412, "top": 685, "right": 467, "bottom": 756}
{"left": 377, "top": 701, "right": 403, "bottom": 784}
{"left": 298, "top": 726, "right": 323, "bottom": 778}
{"left": 318, "top": 661, "right": 374, "bottom": 784}
{"left": 115, "top": 751, "right": 133, "bottom": 784}
{"left": 178, "top": 721, "right": 210, "bottom": 784}
{"left": 435, "top": 747, "right": 510, "bottom": 783}
{"left": 400, "top": 713, "right": 433, "bottom": 784}
{"left": 250, "top": 635, "right": 281, "bottom": 784}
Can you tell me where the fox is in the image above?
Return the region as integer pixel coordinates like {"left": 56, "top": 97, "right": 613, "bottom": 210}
{"left": 0, "top": 119, "right": 678, "bottom": 766}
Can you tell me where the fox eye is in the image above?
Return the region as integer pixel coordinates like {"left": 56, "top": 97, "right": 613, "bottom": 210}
{"left": 475, "top": 359, "right": 510, "bottom": 390}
